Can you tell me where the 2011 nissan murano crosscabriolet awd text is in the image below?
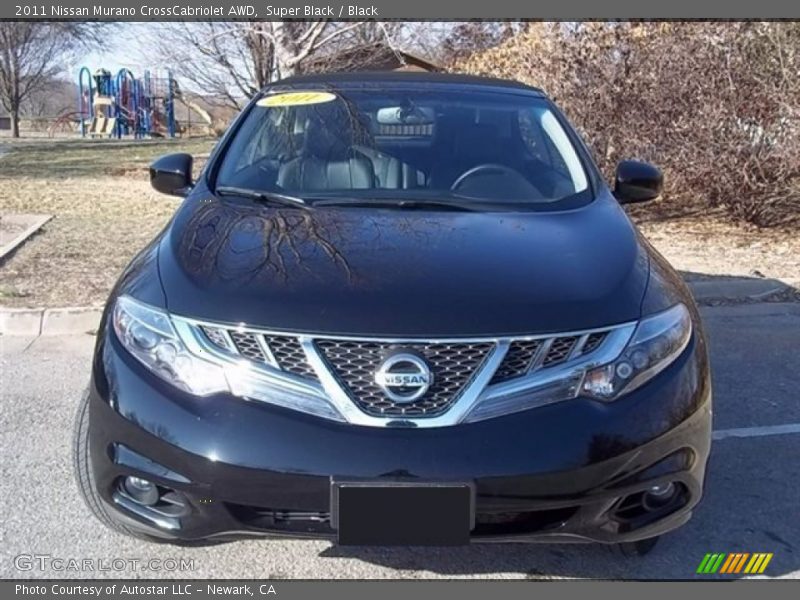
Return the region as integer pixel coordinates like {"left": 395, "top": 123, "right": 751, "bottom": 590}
{"left": 74, "top": 73, "right": 711, "bottom": 554}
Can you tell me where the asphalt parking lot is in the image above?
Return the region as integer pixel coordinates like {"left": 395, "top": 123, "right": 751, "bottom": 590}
{"left": 1, "top": 302, "right": 798, "bottom": 580}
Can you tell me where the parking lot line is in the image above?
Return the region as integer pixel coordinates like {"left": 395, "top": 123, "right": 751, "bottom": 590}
{"left": 712, "top": 423, "right": 800, "bottom": 441}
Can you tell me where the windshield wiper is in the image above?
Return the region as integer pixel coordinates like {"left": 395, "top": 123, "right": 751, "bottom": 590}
{"left": 215, "top": 186, "right": 309, "bottom": 210}
{"left": 313, "top": 198, "right": 478, "bottom": 212}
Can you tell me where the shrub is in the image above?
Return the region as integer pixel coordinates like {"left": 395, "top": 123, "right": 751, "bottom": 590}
{"left": 453, "top": 22, "right": 800, "bottom": 227}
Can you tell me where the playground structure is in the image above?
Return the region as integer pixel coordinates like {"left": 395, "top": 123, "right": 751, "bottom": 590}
{"left": 71, "top": 67, "right": 178, "bottom": 139}
{"left": 46, "top": 66, "right": 224, "bottom": 139}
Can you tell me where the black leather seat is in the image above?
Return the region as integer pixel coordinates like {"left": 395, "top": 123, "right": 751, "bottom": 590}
{"left": 353, "top": 145, "right": 426, "bottom": 189}
{"left": 278, "top": 120, "right": 375, "bottom": 191}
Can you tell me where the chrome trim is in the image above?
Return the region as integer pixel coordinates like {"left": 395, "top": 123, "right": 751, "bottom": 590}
{"left": 173, "top": 315, "right": 628, "bottom": 343}
{"left": 199, "top": 325, "right": 236, "bottom": 353}
{"left": 112, "top": 492, "right": 181, "bottom": 531}
{"left": 254, "top": 333, "right": 279, "bottom": 368}
{"left": 113, "top": 444, "right": 191, "bottom": 484}
{"left": 174, "top": 320, "right": 329, "bottom": 399}
{"left": 529, "top": 337, "right": 553, "bottom": 372}
{"left": 569, "top": 333, "right": 591, "bottom": 360}
{"left": 475, "top": 324, "right": 635, "bottom": 405}
{"left": 300, "top": 336, "right": 365, "bottom": 423}
{"left": 219, "top": 328, "right": 237, "bottom": 353}
{"left": 170, "top": 314, "right": 637, "bottom": 428}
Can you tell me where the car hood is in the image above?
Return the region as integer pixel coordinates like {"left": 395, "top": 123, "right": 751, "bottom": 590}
{"left": 158, "top": 193, "right": 649, "bottom": 336}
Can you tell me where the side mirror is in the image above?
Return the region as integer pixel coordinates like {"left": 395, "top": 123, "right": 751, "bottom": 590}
{"left": 614, "top": 160, "right": 663, "bottom": 204}
{"left": 149, "top": 153, "right": 193, "bottom": 197}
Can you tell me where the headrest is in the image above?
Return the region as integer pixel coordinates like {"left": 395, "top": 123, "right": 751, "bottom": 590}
{"left": 303, "top": 118, "right": 350, "bottom": 159}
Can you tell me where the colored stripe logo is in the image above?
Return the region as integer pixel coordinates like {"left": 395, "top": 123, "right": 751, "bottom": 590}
{"left": 697, "top": 553, "right": 773, "bottom": 574}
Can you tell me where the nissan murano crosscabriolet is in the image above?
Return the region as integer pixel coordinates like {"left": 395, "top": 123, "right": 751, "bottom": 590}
{"left": 74, "top": 72, "right": 711, "bottom": 554}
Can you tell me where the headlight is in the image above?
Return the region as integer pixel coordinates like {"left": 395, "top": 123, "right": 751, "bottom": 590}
{"left": 112, "top": 296, "right": 344, "bottom": 421}
{"left": 113, "top": 296, "right": 228, "bottom": 396}
{"left": 582, "top": 303, "right": 692, "bottom": 401}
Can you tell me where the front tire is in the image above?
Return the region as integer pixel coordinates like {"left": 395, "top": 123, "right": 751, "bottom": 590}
{"left": 72, "top": 388, "right": 162, "bottom": 543}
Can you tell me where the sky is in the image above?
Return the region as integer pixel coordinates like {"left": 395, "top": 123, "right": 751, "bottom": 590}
{"left": 69, "top": 24, "right": 152, "bottom": 78}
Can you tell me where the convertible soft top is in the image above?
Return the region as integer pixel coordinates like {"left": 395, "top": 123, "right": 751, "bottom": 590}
{"left": 267, "top": 71, "right": 546, "bottom": 96}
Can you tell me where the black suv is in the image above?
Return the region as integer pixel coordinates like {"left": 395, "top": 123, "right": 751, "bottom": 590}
{"left": 74, "top": 73, "right": 711, "bottom": 553}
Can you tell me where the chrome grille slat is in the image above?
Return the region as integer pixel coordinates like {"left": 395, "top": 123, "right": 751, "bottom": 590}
{"left": 255, "top": 334, "right": 278, "bottom": 367}
{"left": 229, "top": 331, "right": 268, "bottom": 363}
{"left": 569, "top": 333, "right": 591, "bottom": 360}
{"left": 581, "top": 332, "right": 607, "bottom": 355}
{"left": 266, "top": 335, "right": 318, "bottom": 380}
{"left": 490, "top": 339, "right": 543, "bottom": 383}
{"left": 489, "top": 330, "right": 611, "bottom": 383}
{"left": 200, "top": 326, "right": 233, "bottom": 351}
{"left": 529, "top": 338, "right": 554, "bottom": 372}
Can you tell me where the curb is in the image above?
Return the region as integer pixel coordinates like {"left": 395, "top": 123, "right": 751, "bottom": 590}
{"left": 0, "top": 306, "right": 102, "bottom": 336}
{"left": 689, "top": 277, "right": 798, "bottom": 303}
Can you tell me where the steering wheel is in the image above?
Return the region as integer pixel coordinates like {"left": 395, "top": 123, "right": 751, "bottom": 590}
{"left": 450, "top": 163, "right": 525, "bottom": 191}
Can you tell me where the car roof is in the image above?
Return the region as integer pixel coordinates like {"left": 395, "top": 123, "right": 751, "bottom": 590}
{"left": 267, "top": 71, "right": 546, "bottom": 96}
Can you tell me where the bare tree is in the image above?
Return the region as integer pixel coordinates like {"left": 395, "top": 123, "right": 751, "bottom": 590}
{"left": 0, "top": 22, "right": 105, "bottom": 137}
{"left": 142, "top": 21, "right": 396, "bottom": 112}
{"left": 21, "top": 78, "right": 74, "bottom": 118}
{"left": 263, "top": 21, "right": 371, "bottom": 78}
{"left": 144, "top": 22, "right": 269, "bottom": 111}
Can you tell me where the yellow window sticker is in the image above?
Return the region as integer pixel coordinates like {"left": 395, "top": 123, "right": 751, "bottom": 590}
{"left": 257, "top": 91, "right": 337, "bottom": 108}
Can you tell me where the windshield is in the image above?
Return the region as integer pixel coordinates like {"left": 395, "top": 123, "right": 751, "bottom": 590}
{"left": 215, "top": 87, "right": 592, "bottom": 209}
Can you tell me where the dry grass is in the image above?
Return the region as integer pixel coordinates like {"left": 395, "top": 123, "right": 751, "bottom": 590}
{"left": 0, "top": 137, "right": 798, "bottom": 308}
{"left": 0, "top": 138, "right": 216, "bottom": 307}
{"left": 637, "top": 215, "right": 800, "bottom": 281}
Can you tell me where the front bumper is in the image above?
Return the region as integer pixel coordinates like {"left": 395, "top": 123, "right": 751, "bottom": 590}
{"left": 87, "top": 330, "right": 712, "bottom": 544}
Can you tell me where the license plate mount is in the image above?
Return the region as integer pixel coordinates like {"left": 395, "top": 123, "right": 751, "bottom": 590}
{"left": 331, "top": 480, "right": 475, "bottom": 546}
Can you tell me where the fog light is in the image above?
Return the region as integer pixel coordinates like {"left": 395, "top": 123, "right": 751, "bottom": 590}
{"left": 649, "top": 482, "right": 675, "bottom": 496}
{"left": 123, "top": 476, "right": 159, "bottom": 506}
{"left": 642, "top": 482, "right": 676, "bottom": 510}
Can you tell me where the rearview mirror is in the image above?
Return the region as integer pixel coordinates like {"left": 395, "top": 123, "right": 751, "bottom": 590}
{"left": 614, "top": 160, "right": 663, "bottom": 204}
{"left": 376, "top": 106, "right": 435, "bottom": 125}
{"left": 149, "top": 153, "right": 193, "bottom": 197}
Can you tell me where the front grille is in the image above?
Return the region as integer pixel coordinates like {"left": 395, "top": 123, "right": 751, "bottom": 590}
{"left": 226, "top": 503, "right": 332, "bottom": 535}
{"left": 474, "top": 506, "right": 578, "bottom": 536}
{"left": 202, "top": 327, "right": 318, "bottom": 382}
{"left": 490, "top": 331, "right": 611, "bottom": 384}
{"left": 227, "top": 500, "right": 578, "bottom": 538}
{"left": 316, "top": 340, "right": 494, "bottom": 417}
{"left": 192, "top": 321, "right": 617, "bottom": 419}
